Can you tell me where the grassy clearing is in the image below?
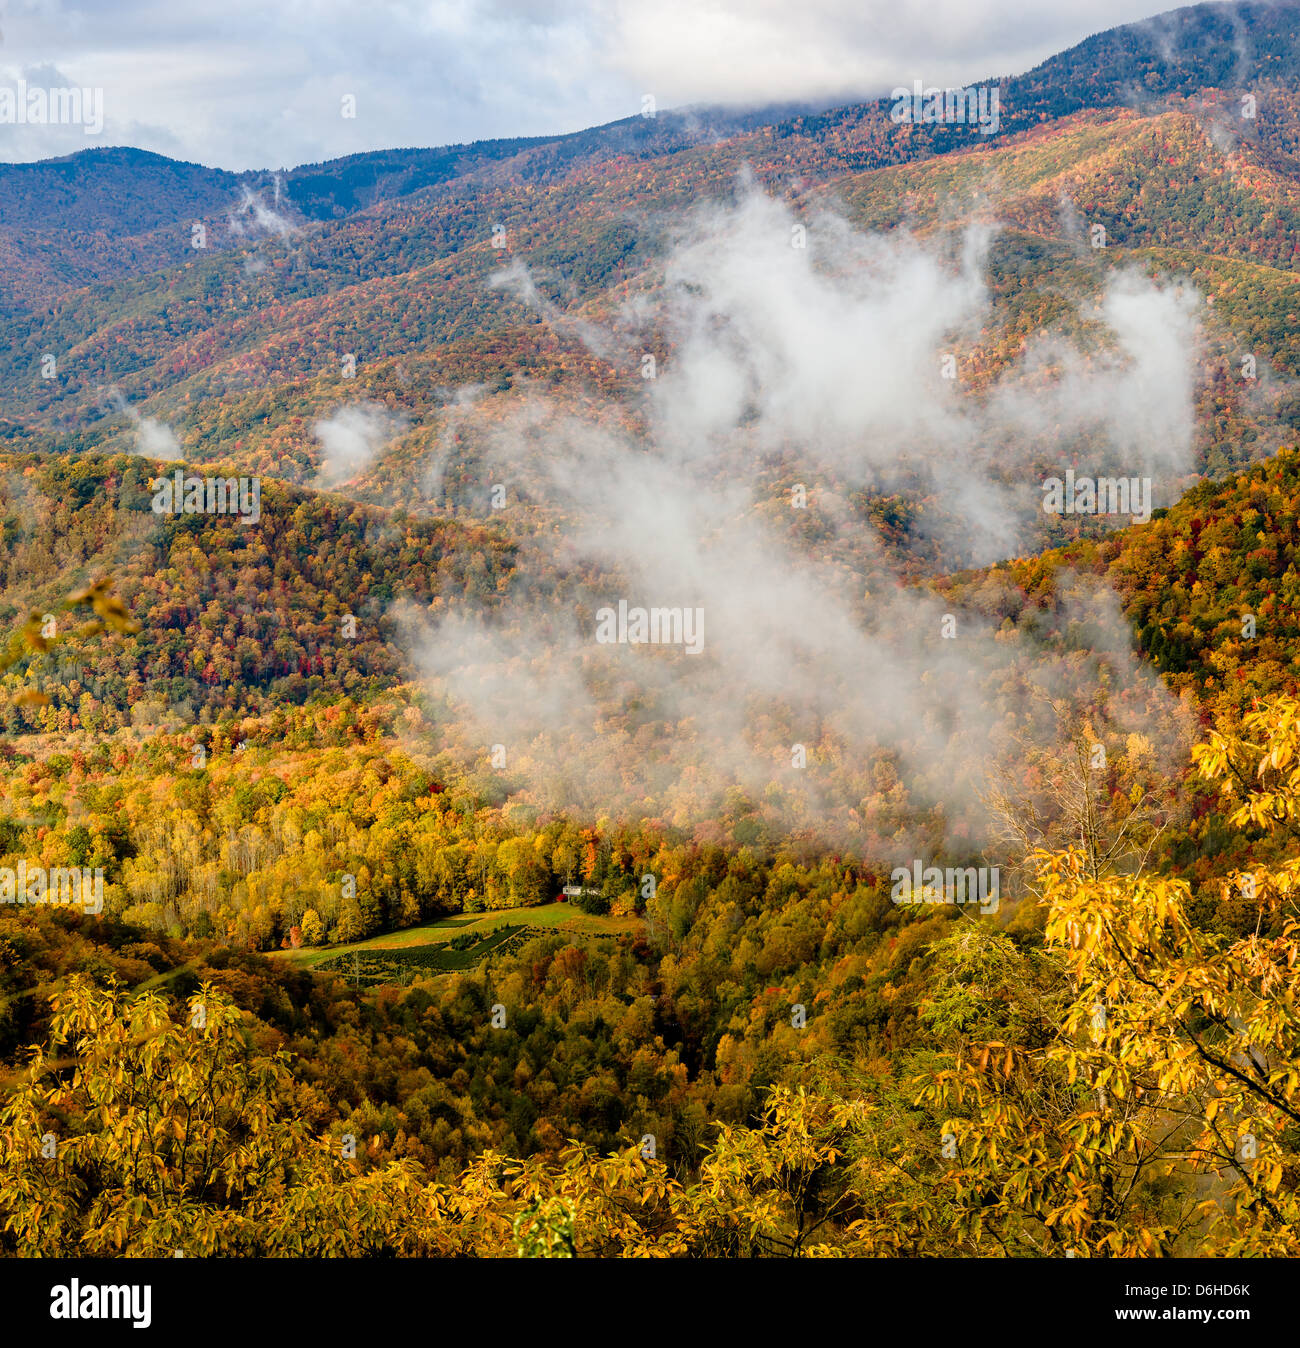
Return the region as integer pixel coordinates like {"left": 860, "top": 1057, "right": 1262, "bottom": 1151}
{"left": 270, "top": 902, "right": 639, "bottom": 976}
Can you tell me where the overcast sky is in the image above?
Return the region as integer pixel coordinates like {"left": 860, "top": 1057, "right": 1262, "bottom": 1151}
{"left": 0, "top": 0, "right": 1190, "bottom": 170}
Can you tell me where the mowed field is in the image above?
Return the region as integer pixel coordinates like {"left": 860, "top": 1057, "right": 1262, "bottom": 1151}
{"left": 270, "top": 902, "right": 641, "bottom": 978}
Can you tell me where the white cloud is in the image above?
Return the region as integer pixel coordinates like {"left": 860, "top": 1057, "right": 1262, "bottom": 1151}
{"left": 135, "top": 416, "right": 180, "bottom": 458}
{"left": 312, "top": 402, "right": 406, "bottom": 487}
{"left": 404, "top": 185, "right": 1200, "bottom": 850}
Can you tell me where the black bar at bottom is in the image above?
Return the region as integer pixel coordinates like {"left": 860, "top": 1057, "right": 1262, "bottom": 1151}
{"left": 0, "top": 1255, "right": 1285, "bottom": 1338}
